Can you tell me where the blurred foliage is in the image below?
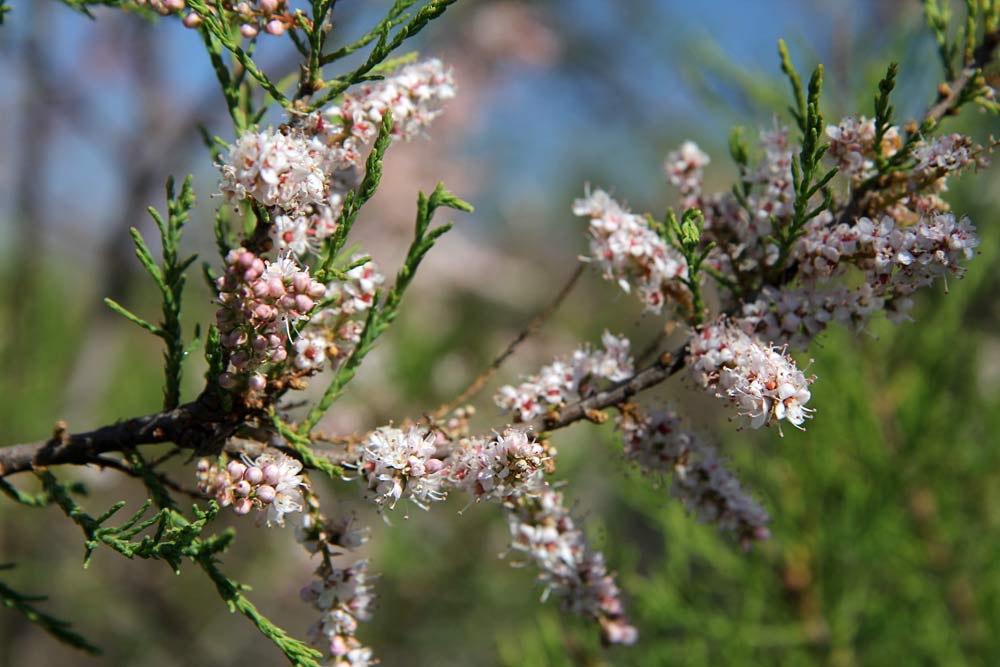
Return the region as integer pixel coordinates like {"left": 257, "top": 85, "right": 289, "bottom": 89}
{"left": 2, "top": 1, "right": 1000, "bottom": 666}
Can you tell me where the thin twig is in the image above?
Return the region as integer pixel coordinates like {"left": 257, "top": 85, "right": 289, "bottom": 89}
{"left": 431, "top": 263, "right": 585, "bottom": 418}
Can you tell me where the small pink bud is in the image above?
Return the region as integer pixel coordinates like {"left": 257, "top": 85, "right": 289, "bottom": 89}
{"left": 240, "top": 23, "right": 259, "bottom": 39}
{"left": 238, "top": 251, "right": 256, "bottom": 269}
{"left": 268, "top": 335, "right": 283, "bottom": 348}
{"left": 271, "top": 347, "right": 288, "bottom": 362}
{"left": 230, "top": 351, "right": 250, "bottom": 368}
{"left": 424, "top": 458, "right": 445, "bottom": 473}
{"left": 251, "top": 335, "right": 269, "bottom": 351}
{"left": 309, "top": 282, "right": 326, "bottom": 298}
{"left": 227, "top": 461, "right": 248, "bottom": 479}
{"left": 254, "top": 303, "right": 274, "bottom": 320}
{"left": 196, "top": 458, "right": 211, "bottom": 473}
{"left": 163, "top": 0, "right": 184, "bottom": 11}
{"left": 218, "top": 373, "right": 237, "bottom": 389}
{"left": 255, "top": 484, "right": 276, "bottom": 503}
{"left": 252, "top": 280, "right": 270, "bottom": 297}
{"left": 280, "top": 295, "right": 297, "bottom": 310}
{"left": 234, "top": 480, "right": 252, "bottom": 496}
{"left": 268, "top": 277, "right": 286, "bottom": 298}
{"left": 265, "top": 19, "right": 285, "bottom": 36}
{"left": 182, "top": 12, "right": 202, "bottom": 28}
{"left": 248, "top": 374, "right": 267, "bottom": 391}
{"left": 295, "top": 294, "right": 314, "bottom": 313}
{"left": 292, "top": 273, "right": 311, "bottom": 293}
{"left": 244, "top": 466, "right": 264, "bottom": 485}
{"left": 262, "top": 464, "right": 280, "bottom": 486}
{"left": 233, "top": 498, "right": 253, "bottom": 515}
{"left": 258, "top": 0, "right": 278, "bottom": 13}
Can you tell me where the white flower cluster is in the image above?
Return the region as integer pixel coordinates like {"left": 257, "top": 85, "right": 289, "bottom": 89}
{"left": 448, "top": 430, "right": 548, "bottom": 502}
{"left": 495, "top": 331, "right": 634, "bottom": 422}
{"left": 335, "top": 58, "right": 456, "bottom": 143}
{"left": 290, "top": 257, "right": 386, "bottom": 373}
{"left": 302, "top": 559, "right": 376, "bottom": 667}
{"left": 350, "top": 426, "right": 447, "bottom": 512}
{"left": 217, "top": 59, "right": 455, "bottom": 260}
{"left": 298, "top": 511, "right": 376, "bottom": 667}
{"left": 219, "top": 124, "right": 337, "bottom": 213}
{"left": 825, "top": 115, "right": 901, "bottom": 181}
{"left": 912, "top": 132, "right": 979, "bottom": 174}
{"left": 746, "top": 122, "right": 796, "bottom": 224}
{"left": 738, "top": 284, "right": 883, "bottom": 350}
{"left": 505, "top": 488, "right": 638, "bottom": 646}
{"left": 663, "top": 140, "right": 710, "bottom": 207}
{"left": 618, "top": 408, "right": 771, "bottom": 547}
{"left": 689, "top": 320, "right": 813, "bottom": 430}
{"left": 196, "top": 450, "right": 306, "bottom": 525}
{"left": 573, "top": 188, "right": 689, "bottom": 314}
{"left": 776, "top": 211, "right": 980, "bottom": 331}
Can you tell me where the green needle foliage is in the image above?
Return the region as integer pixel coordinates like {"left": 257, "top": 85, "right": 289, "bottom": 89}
{"left": 0, "top": 565, "right": 101, "bottom": 656}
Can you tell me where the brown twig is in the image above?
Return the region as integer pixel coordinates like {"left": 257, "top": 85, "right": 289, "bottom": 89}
{"left": 431, "top": 263, "right": 585, "bottom": 418}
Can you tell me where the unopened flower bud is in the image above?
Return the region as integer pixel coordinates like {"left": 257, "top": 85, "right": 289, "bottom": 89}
{"left": 227, "top": 460, "right": 248, "bottom": 479}
{"left": 256, "top": 484, "right": 276, "bottom": 503}
{"left": 244, "top": 466, "right": 264, "bottom": 485}
{"left": 182, "top": 12, "right": 202, "bottom": 28}
{"left": 265, "top": 19, "right": 285, "bottom": 36}
{"left": 248, "top": 373, "right": 267, "bottom": 391}
{"left": 218, "top": 373, "right": 237, "bottom": 389}
{"left": 234, "top": 480, "right": 252, "bottom": 496}
{"left": 262, "top": 464, "right": 280, "bottom": 486}
{"left": 295, "top": 294, "right": 314, "bottom": 313}
{"left": 233, "top": 498, "right": 253, "bottom": 515}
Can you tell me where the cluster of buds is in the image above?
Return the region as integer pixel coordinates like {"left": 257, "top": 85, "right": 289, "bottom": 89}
{"left": 573, "top": 188, "right": 690, "bottom": 314}
{"left": 448, "top": 430, "right": 549, "bottom": 502}
{"left": 196, "top": 450, "right": 307, "bottom": 526}
{"left": 297, "top": 508, "right": 376, "bottom": 667}
{"left": 495, "top": 331, "right": 633, "bottom": 422}
{"left": 160, "top": 0, "right": 293, "bottom": 37}
{"left": 333, "top": 59, "right": 457, "bottom": 143}
{"left": 215, "top": 250, "right": 326, "bottom": 390}
{"left": 689, "top": 319, "right": 814, "bottom": 430}
{"left": 618, "top": 408, "right": 771, "bottom": 548}
{"left": 348, "top": 426, "right": 448, "bottom": 512}
{"left": 505, "top": 489, "right": 637, "bottom": 646}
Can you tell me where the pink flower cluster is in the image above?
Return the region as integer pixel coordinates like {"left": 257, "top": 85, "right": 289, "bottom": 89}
{"left": 505, "top": 488, "right": 638, "bottom": 646}
{"left": 689, "top": 320, "right": 813, "bottom": 430}
{"left": 215, "top": 249, "right": 326, "bottom": 390}
{"left": 349, "top": 426, "right": 448, "bottom": 512}
{"left": 334, "top": 59, "right": 456, "bottom": 143}
{"left": 217, "top": 59, "right": 455, "bottom": 260}
{"left": 297, "top": 511, "right": 376, "bottom": 667}
{"left": 448, "top": 430, "right": 548, "bottom": 502}
{"left": 495, "top": 331, "right": 633, "bottom": 422}
{"left": 196, "top": 450, "right": 306, "bottom": 525}
{"left": 618, "top": 408, "right": 771, "bottom": 548}
{"left": 573, "top": 188, "right": 689, "bottom": 314}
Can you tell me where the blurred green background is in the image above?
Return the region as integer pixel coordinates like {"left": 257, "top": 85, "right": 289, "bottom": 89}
{"left": 2, "top": 1, "right": 999, "bottom": 665}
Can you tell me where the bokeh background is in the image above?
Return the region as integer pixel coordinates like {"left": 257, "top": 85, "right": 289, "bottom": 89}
{"left": 2, "top": 1, "right": 1000, "bottom": 665}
